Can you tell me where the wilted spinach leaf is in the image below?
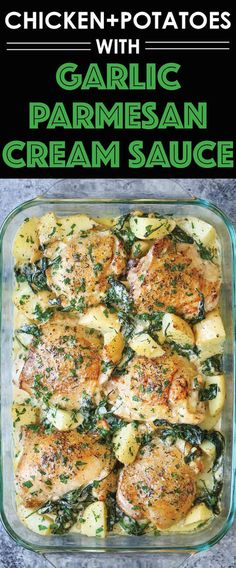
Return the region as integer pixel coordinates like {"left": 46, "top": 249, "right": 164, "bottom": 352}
{"left": 16, "top": 324, "right": 42, "bottom": 337}
{"left": 105, "top": 277, "right": 134, "bottom": 315}
{"left": 106, "top": 493, "right": 148, "bottom": 535}
{"left": 199, "top": 384, "right": 218, "bottom": 401}
{"left": 189, "top": 291, "right": 205, "bottom": 324}
{"left": 201, "top": 355, "right": 223, "bottom": 376}
{"left": 113, "top": 346, "right": 135, "bottom": 376}
{"left": 38, "top": 485, "right": 94, "bottom": 534}
{"left": 112, "top": 214, "right": 137, "bottom": 253}
{"left": 171, "top": 226, "right": 194, "bottom": 244}
{"left": 16, "top": 256, "right": 61, "bottom": 293}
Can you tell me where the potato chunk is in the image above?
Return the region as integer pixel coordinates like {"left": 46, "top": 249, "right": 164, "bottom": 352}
{"left": 79, "top": 305, "right": 121, "bottom": 333}
{"left": 47, "top": 407, "right": 83, "bottom": 431}
{"left": 38, "top": 212, "right": 97, "bottom": 245}
{"left": 205, "top": 375, "right": 225, "bottom": 417}
{"left": 12, "top": 404, "right": 39, "bottom": 428}
{"left": 176, "top": 217, "right": 217, "bottom": 248}
{"left": 80, "top": 501, "right": 107, "bottom": 537}
{"left": 14, "top": 281, "right": 54, "bottom": 323}
{"left": 129, "top": 216, "right": 176, "bottom": 241}
{"left": 200, "top": 411, "right": 221, "bottom": 431}
{"left": 200, "top": 440, "right": 216, "bottom": 460}
{"left": 162, "top": 313, "right": 195, "bottom": 347}
{"left": 194, "top": 310, "right": 226, "bottom": 361}
{"left": 129, "top": 333, "right": 165, "bottom": 358}
{"left": 24, "top": 511, "right": 52, "bottom": 535}
{"left": 131, "top": 240, "right": 152, "bottom": 258}
{"left": 13, "top": 217, "right": 41, "bottom": 264}
{"left": 104, "top": 330, "right": 125, "bottom": 364}
{"left": 113, "top": 423, "right": 140, "bottom": 465}
{"left": 168, "top": 503, "right": 213, "bottom": 532}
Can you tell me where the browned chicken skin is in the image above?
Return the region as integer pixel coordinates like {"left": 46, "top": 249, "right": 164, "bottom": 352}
{"left": 19, "top": 317, "right": 102, "bottom": 409}
{"left": 16, "top": 428, "right": 115, "bottom": 508}
{"left": 107, "top": 351, "right": 205, "bottom": 424}
{"left": 46, "top": 229, "right": 126, "bottom": 309}
{"left": 127, "top": 238, "right": 220, "bottom": 321}
{"left": 117, "top": 438, "right": 196, "bottom": 529}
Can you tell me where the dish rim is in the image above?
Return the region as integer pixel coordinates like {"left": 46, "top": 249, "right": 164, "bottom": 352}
{"left": 0, "top": 195, "right": 235, "bottom": 554}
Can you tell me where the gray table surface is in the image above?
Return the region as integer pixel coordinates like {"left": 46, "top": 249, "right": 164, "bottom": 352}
{"left": 0, "top": 178, "right": 235, "bottom": 568}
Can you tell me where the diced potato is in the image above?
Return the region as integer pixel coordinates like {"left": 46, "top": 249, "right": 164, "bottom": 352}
{"left": 129, "top": 333, "right": 165, "bottom": 358}
{"left": 205, "top": 375, "right": 225, "bottom": 417}
{"left": 194, "top": 310, "right": 226, "bottom": 362}
{"left": 16, "top": 498, "right": 54, "bottom": 535}
{"left": 14, "top": 281, "right": 54, "bottom": 322}
{"left": 183, "top": 503, "right": 213, "bottom": 527}
{"left": 200, "top": 440, "right": 216, "bottom": 460}
{"left": 39, "top": 212, "right": 97, "bottom": 246}
{"left": 80, "top": 501, "right": 107, "bottom": 537}
{"left": 175, "top": 438, "right": 187, "bottom": 454}
{"left": 197, "top": 469, "right": 214, "bottom": 495}
{"left": 15, "top": 329, "right": 34, "bottom": 349}
{"left": 154, "top": 330, "right": 166, "bottom": 345}
{"left": 94, "top": 217, "right": 115, "bottom": 228}
{"left": 14, "top": 308, "right": 30, "bottom": 328}
{"left": 14, "top": 311, "right": 34, "bottom": 350}
{"left": 12, "top": 404, "right": 39, "bottom": 427}
{"left": 47, "top": 407, "right": 83, "bottom": 431}
{"left": 13, "top": 386, "right": 32, "bottom": 405}
{"left": 15, "top": 316, "right": 38, "bottom": 348}
{"left": 24, "top": 512, "right": 52, "bottom": 535}
{"left": 104, "top": 330, "right": 125, "bottom": 364}
{"left": 162, "top": 313, "right": 195, "bottom": 347}
{"left": 110, "top": 522, "right": 126, "bottom": 535}
{"left": 38, "top": 212, "right": 61, "bottom": 245}
{"left": 13, "top": 217, "right": 41, "bottom": 264}
{"left": 92, "top": 471, "right": 118, "bottom": 501}
{"left": 131, "top": 240, "right": 152, "bottom": 258}
{"left": 200, "top": 411, "right": 221, "bottom": 431}
{"left": 60, "top": 214, "right": 97, "bottom": 240}
{"left": 168, "top": 504, "right": 213, "bottom": 532}
{"left": 113, "top": 423, "right": 140, "bottom": 465}
{"left": 79, "top": 305, "right": 121, "bottom": 333}
{"left": 176, "top": 217, "right": 217, "bottom": 248}
{"left": 129, "top": 216, "right": 176, "bottom": 241}
{"left": 70, "top": 522, "right": 81, "bottom": 534}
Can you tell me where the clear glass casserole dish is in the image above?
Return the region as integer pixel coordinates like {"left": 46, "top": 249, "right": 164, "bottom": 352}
{"left": 0, "top": 181, "right": 235, "bottom": 554}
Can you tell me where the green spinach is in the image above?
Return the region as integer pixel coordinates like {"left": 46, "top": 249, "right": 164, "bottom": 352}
{"left": 38, "top": 485, "right": 95, "bottom": 534}
{"left": 171, "top": 226, "right": 194, "bottom": 244}
{"left": 113, "top": 346, "right": 135, "bottom": 376}
{"left": 201, "top": 355, "right": 223, "bottom": 376}
{"left": 16, "top": 324, "right": 42, "bottom": 338}
{"left": 199, "top": 384, "right": 218, "bottom": 401}
{"left": 77, "top": 396, "right": 125, "bottom": 442}
{"left": 189, "top": 291, "right": 205, "bottom": 324}
{"left": 196, "top": 242, "right": 216, "bottom": 262}
{"left": 16, "top": 256, "right": 61, "bottom": 293}
{"left": 106, "top": 493, "right": 148, "bottom": 535}
{"left": 105, "top": 277, "right": 134, "bottom": 315}
{"left": 112, "top": 214, "right": 137, "bottom": 253}
{"left": 153, "top": 420, "right": 224, "bottom": 514}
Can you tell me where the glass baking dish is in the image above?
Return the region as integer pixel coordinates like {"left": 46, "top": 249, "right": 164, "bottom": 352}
{"left": 0, "top": 182, "right": 236, "bottom": 554}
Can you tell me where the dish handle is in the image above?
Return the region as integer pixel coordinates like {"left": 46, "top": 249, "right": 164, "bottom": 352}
{"left": 36, "top": 178, "right": 196, "bottom": 201}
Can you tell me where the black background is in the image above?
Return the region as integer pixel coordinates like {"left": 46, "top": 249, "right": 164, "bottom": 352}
{"left": 0, "top": 3, "right": 235, "bottom": 178}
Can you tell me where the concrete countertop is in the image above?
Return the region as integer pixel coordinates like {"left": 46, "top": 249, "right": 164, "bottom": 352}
{"left": 0, "top": 178, "right": 235, "bottom": 568}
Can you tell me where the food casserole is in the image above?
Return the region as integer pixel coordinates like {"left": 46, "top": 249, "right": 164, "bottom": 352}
{"left": 0, "top": 190, "right": 235, "bottom": 553}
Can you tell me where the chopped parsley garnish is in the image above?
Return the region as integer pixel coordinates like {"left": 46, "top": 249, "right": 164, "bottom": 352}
{"left": 23, "top": 480, "right": 33, "bottom": 489}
